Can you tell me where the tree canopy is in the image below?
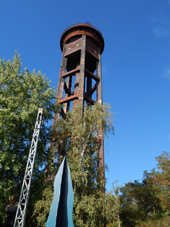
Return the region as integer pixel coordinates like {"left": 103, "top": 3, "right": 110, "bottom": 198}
{"left": 120, "top": 151, "right": 170, "bottom": 227}
{"left": 0, "top": 52, "right": 56, "bottom": 225}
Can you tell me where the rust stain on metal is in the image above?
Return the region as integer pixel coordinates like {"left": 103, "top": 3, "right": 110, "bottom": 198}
{"left": 85, "top": 68, "right": 100, "bottom": 81}
{"left": 60, "top": 23, "right": 104, "bottom": 54}
{"left": 58, "top": 93, "right": 78, "bottom": 104}
{"left": 62, "top": 66, "right": 80, "bottom": 79}
{"left": 84, "top": 94, "right": 95, "bottom": 104}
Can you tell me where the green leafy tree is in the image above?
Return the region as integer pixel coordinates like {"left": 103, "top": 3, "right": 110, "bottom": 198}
{"left": 136, "top": 152, "right": 170, "bottom": 226}
{"left": 119, "top": 152, "right": 170, "bottom": 227}
{"left": 0, "top": 52, "right": 56, "bottom": 226}
{"left": 120, "top": 179, "right": 161, "bottom": 227}
{"left": 33, "top": 103, "right": 118, "bottom": 227}
{"left": 106, "top": 182, "right": 122, "bottom": 227}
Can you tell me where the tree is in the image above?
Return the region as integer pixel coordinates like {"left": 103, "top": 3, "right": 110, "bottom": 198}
{"left": 120, "top": 179, "right": 161, "bottom": 227}
{"left": 106, "top": 182, "right": 122, "bottom": 227}
{"left": 0, "top": 52, "right": 56, "bottom": 226}
{"left": 33, "top": 103, "right": 118, "bottom": 227}
{"left": 136, "top": 152, "right": 170, "bottom": 226}
{"left": 119, "top": 152, "right": 170, "bottom": 226}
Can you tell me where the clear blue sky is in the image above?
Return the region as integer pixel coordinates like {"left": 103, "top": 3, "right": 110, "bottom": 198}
{"left": 1, "top": 0, "right": 170, "bottom": 191}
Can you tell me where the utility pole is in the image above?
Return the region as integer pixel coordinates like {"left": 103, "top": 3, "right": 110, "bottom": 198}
{"left": 13, "top": 108, "right": 43, "bottom": 227}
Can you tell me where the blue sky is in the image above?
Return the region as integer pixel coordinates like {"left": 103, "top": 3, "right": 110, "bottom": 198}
{"left": 1, "top": 0, "right": 170, "bottom": 191}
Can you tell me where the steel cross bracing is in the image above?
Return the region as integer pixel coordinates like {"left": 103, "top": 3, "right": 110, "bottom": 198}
{"left": 13, "top": 108, "right": 43, "bottom": 227}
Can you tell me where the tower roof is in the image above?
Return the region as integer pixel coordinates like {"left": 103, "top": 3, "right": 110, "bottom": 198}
{"left": 60, "top": 23, "right": 105, "bottom": 53}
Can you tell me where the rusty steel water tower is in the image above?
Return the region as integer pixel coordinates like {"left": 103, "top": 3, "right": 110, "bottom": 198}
{"left": 53, "top": 23, "right": 105, "bottom": 173}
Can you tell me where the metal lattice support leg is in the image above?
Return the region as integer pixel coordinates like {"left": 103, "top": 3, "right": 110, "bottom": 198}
{"left": 13, "top": 108, "right": 43, "bottom": 227}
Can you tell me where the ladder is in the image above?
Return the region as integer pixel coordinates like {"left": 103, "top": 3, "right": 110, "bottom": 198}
{"left": 13, "top": 108, "right": 43, "bottom": 227}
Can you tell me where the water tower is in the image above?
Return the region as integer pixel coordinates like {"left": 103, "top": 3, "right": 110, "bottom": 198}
{"left": 52, "top": 23, "right": 105, "bottom": 175}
